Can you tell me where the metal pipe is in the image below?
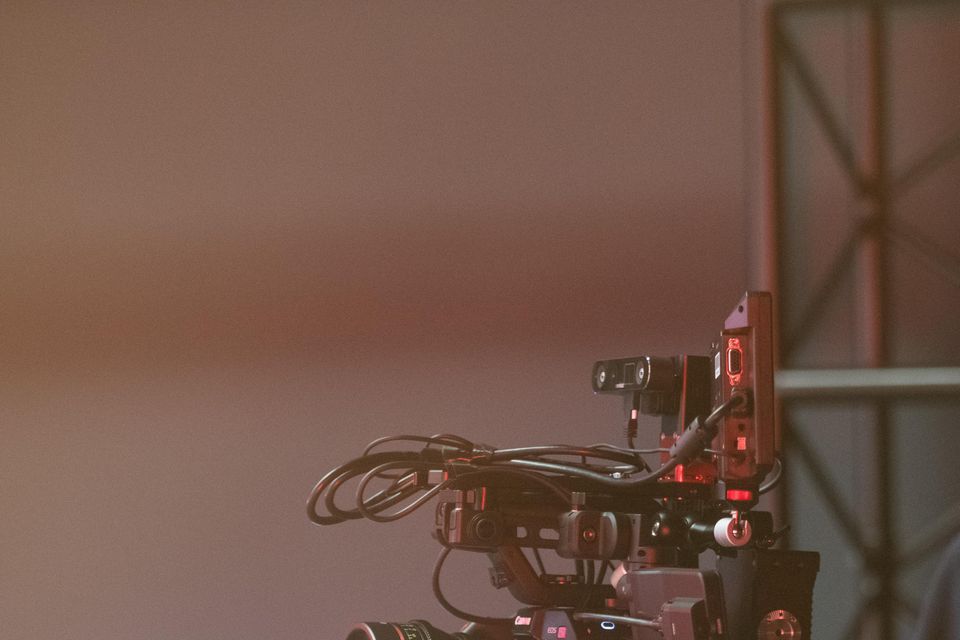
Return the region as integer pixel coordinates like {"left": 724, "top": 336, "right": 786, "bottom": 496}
{"left": 865, "top": 7, "right": 894, "bottom": 639}
{"left": 775, "top": 367, "right": 960, "bottom": 398}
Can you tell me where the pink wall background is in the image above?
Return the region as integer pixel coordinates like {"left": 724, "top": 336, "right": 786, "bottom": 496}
{"left": 0, "top": 3, "right": 807, "bottom": 638}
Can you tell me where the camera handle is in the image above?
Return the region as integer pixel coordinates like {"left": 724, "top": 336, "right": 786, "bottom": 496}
{"left": 454, "top": 621, "right": 514, "bottom": 640}
{"left": 486, "top": 545, "right": 614, "bottom": 608}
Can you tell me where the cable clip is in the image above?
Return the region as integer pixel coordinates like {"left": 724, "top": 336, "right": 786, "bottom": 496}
{"left": 668, "top": 416, "right": 715, "bottom": 463}
{"left": 466, "top": 443, "right": 497, "bottom": 464}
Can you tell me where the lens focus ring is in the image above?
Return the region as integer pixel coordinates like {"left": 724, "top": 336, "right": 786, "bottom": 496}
{"left": 347, "top": 621, "right": 459, "bottom": 640}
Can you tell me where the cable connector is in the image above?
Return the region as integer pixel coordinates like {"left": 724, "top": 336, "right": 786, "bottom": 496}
{"left": 668, "top": 416, "right": 716, "bottom": 463}
{"left": 438, "top": 443, "right": 497, "bottom": 477}
{"left": 625, "top": 392, "right": 641, "bottom": 441}
{"left": 470, "top": 443, "right": 497, "bottom": 462}
{"left": 668, "top": 391, "right": 751, "bottom": 463}
{"left": 416, "top": 469, "right": 446, "bottom": 488}
{"left": 443, "top": 442, "right": 496, "bottom": 464}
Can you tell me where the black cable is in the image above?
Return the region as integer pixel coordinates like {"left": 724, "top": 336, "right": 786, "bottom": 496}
{"left": 363, "top": 433, "right": 473, "bottom": 456}
{"left": 432, "top": 546, "right": 513, "bottom": 625}
{"left": 324, "top": 467, "right": 374, "bottom": 521}
{"left": 573, "top": 612, "right": 659, "bottom": 630}
{"left": 530, "top": 548, "right": 547, "bottom": 576}
{"left": 496, "top": 393, "right": 746, "bottom": 490}
{"left": 590, "top": 443, "right": 670, "bottom": 455}
{"left": 626, "top": 392, "right": 643, "bottom": 468}
{"left": 361, "top": 435, "right": 472, "bottom": 480}
{"left": 759, "top": 456, "right": 784, "bottom": 494}
{"left": 309, "top": 393, "right": 746, "bottom": 525}
{"left": 325, "top": 464, "right": 414, "bottom": 522}
{"left": 448, "top": 466, "right": 572, "bottom": 503}
{"left": 306, "top": 451, "right": 428, "bottom": 525}
{"left": 488, "top": 445, "right": 642, "bottom": 467}
{"left": 596, "top": 561, "right": 611, "bottom": 585}
{"left": 703, "top": 392, "right": 746, "bottom": 427}
{"left": 356, "top": 460, "right": 452, "bottom": 522}
{"left": 494, "top": 457, "right": 680, "bottom": 489}
{"left": 575, "top": 561, "right": 598, "bottom": 612}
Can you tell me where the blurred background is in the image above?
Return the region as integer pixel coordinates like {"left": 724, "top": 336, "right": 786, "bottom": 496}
{"left": 1, "top": 2, "right": 957, "bottom": 639}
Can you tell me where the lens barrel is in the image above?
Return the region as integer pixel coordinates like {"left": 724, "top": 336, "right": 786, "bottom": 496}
{"left": 346, "top": 620, "right": 462, "bottom": 640}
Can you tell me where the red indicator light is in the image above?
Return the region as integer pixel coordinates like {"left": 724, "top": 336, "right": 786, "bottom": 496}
{"left": 726, "top": 489, "right": 754, "bottom": 502}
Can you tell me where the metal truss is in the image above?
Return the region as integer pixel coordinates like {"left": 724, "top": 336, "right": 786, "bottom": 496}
{"left": 764, "top": 1, "right": 960, "bottom": 639}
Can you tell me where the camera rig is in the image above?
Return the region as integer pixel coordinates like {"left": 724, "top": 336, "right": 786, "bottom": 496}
{"left": 307, "top": 292, "right": 819, "bottom": 640}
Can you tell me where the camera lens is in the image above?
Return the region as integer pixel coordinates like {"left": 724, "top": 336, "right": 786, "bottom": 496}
{"left": 635, "top": 358, "right": 649, "bottom": 386}
{"left": 593, "top": 362, "right": 612, "bottom": 391}
{"left": 346, "top": 620, "right": 462, "bottom": 640}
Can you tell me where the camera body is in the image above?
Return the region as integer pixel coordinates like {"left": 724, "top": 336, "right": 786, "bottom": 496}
{"left": 314, "top": 292, "right": 819, "bottom": 640}
{"left": 591, "top": 291, "right": 776, "bottom": 500}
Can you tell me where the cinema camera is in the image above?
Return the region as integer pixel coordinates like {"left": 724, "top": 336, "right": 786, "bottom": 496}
{"left": 307, "top": 292, "right": 819, "bottom": 640}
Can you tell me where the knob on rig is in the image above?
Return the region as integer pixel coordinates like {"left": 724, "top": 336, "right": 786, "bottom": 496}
{"left": 757, "top": 609, "right": 801, "bottom": 639}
